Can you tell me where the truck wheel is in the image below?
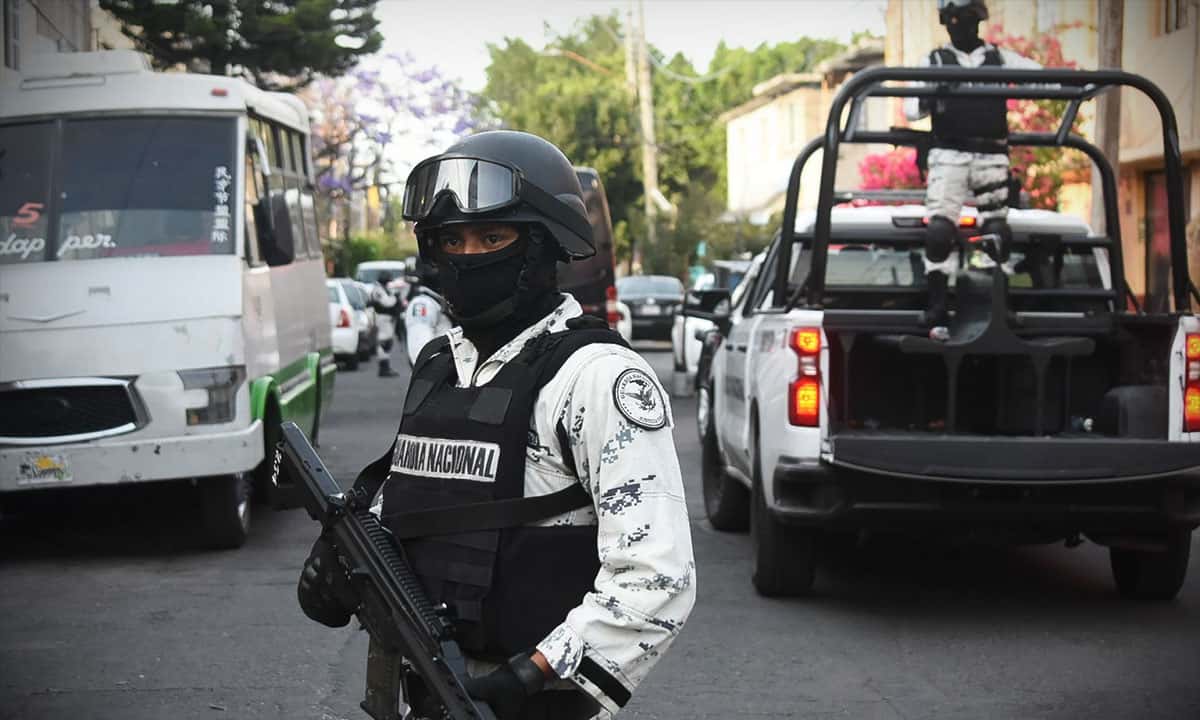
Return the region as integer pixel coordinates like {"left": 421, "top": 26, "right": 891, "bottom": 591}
{"left": 200, "top": 472, "right": 252, "bottom": 550}
{"left": 700, "top": 387, "right": 748, "bottom": 531}
{"left": 750, "top": 421, "right": 816, "bottom": 597}
{"left": 1110, "top": 530, "right": 1191, "bottom": 601}
{"left": 343, "top": 354, "right": 359, "bottom": 371}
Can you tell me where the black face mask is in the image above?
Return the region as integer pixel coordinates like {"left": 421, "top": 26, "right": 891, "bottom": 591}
{"left": 436, "top": 238, "right": 528, "bottom": 329}
{"left": 946, "top": 16, "right": 983, "bottom": 52}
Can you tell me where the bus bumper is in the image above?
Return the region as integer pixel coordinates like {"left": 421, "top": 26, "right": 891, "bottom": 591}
{"left": 0, "top": 420, "right": 264, "bottom": 492}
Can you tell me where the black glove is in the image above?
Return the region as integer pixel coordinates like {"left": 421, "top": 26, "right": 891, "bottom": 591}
{"left": 463, "top": 653, "right": 547, "bottom": 720}
{"left": 297, "top": 534, "right": 359, "bottom": 628}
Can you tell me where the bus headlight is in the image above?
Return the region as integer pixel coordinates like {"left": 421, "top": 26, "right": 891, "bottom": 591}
{"left": 179, "top": 366, "right": 245, "bottom": 426}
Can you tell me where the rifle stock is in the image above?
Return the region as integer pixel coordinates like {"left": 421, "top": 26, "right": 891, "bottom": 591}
{"left": 276, "top": 421, "right": 497, "bottom": 720}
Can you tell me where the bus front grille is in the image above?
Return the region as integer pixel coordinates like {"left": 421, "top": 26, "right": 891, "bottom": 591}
{"left": 0, "top": 381, "right": 142, "bottom": 443}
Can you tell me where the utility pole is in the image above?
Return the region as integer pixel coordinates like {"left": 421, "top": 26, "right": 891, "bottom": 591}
{"left": 623, "top": 3, "right": 637, "bottom": 94}
{"left": 634, "top": 0, "right": 659, "bottom": 274}
{"left": 1092, "top": 0, "right": 1123, "bottom": 236}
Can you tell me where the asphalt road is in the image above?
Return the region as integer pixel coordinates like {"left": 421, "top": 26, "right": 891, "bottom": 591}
{"left": 2, "top": 344, "right": 1199, "bottom": 720}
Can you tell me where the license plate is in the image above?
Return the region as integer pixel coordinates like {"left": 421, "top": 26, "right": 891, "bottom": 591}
{"left": 17, "top": 452, "right": 72, "bottom": 486}
{"left": 640, "top": 304, "right": 662, "bottom": 316}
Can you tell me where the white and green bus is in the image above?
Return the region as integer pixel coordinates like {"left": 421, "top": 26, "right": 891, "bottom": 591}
{"left": 0, "top": 51, "right": 336, "bottom": 547}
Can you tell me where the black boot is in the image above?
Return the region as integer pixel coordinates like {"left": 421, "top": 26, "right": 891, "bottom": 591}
{"left": 378, "top": 357, "right": 398, "bottom": 377}
{"left": 922, "top": 271, "right": 950, "bottom": 338}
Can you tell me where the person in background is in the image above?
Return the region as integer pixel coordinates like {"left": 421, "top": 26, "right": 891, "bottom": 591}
{"left": 368, "top": 271, "right": 400, "bottom": 377}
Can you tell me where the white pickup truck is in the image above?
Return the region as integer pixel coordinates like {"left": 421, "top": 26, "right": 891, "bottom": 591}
{"left": 687, "top": 65, "right": 1200, "bottom": 601}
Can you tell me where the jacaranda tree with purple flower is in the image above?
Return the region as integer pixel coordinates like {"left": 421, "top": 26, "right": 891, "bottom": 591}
{"left": 302, "top": 53, "right": 479, "bottom": 246}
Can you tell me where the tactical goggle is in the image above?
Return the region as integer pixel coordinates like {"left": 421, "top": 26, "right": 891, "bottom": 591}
{"left": 401, "top": 155, "right": 590, "bottom": 241}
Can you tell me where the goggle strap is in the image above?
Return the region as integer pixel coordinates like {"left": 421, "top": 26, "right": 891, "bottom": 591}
{"left": 519, "top": 181, "right": 592, "bottom": 245}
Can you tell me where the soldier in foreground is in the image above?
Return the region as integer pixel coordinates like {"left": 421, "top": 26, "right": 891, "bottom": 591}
{"left": 298, "top": 130, "right": 696, "bottom": 719}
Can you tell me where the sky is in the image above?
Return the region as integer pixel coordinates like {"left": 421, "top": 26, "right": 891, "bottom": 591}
{"left": 374, "top": 0, "right": 888, "bottom": 92}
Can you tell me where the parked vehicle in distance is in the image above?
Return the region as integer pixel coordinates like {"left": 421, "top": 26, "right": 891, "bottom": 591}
{"left": 559, "top": 168, "right": 619, "bottom": 326}
{"left": 673, "top": 259, "right": 752, "bottom": 379}
{"left": 617, "top": 275, "right": 685, "bottom": 341}
{"left": 614, "top": 299, "right": 633, "bottom": 343}
{"left": 327, "top": 279, "right": 368, "bottom": 370}
{"left": 337, "top": 278, "right": 377, "bottom": 362}
{"left": 0, "top": 50, "right": 336, "bottom": 548}
{"left": 355, "top": 259, "right": 410, "bottom": 297}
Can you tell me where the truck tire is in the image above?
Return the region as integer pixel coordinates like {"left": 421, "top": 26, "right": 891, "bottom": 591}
{"left": 200, "top": 472, "right": 251, "bottom": 549}
{"left": 700, "top": 386, "right": 749, "bottom": 531}
{"left": 750, "top": 419, "right": 816, "bottom": 597}
{"left": 343, "top": 354, "right": 359, "bottom": 371}
{"left": 1110, "top": 530, "right": 1191, "bottom": 601}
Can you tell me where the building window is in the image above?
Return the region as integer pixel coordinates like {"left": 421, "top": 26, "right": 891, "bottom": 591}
{"left": 1164, "top": 0, "right": 1191, "bottom": 34}
{"left": 3, "top": 0, "right": 19, "bottom": 71}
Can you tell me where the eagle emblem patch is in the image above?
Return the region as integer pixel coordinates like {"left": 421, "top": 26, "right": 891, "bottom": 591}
{"left": 613, "top": 368, "right": 667, "bottom": 430}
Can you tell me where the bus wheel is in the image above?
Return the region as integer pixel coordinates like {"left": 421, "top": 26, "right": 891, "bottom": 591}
{"left": 1110, "top": 530, "right": 1191, "bottom": 601}
{"left": 200, "top": 472, "right": 251, "bottom": 549}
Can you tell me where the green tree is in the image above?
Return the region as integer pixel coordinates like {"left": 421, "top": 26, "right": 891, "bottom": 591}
{"left": 481, "top": 15, "right": 842, "bottom": 272}
{"left": 99, "top": 0, "right": 382, "bottom": 89}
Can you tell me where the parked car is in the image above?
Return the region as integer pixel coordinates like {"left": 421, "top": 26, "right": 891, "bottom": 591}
{"left": 327, "top": 279, "right": 367, "bottom": 370}
{"left": 558, "top": 167, "right": 619, "bottom": 326}
{"left": 616, "top": 275, "right": 685, "bottom": 341}
{"left": 338, "top": 279, "right": 377, "bottom": 362}
{"left": 615, "top": 300, "right": 633, "bottom": 343}
{"left": 673, "top": 259, "right": 753, "bottom": 379}
{"left": 355, "top": 259, "right": 410, "bottom": 297}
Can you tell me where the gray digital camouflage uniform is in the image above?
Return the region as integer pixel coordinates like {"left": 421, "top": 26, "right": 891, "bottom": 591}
{"left": 431, "top": 293, "right": 696, "bottom": 717}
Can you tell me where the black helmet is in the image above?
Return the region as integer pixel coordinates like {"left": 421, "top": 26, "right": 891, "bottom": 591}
{"left": 402, "top": 131, "right": 594, "bottom": 261}
{"left": 938, "top": 0, "right": 988, "bottom": 23}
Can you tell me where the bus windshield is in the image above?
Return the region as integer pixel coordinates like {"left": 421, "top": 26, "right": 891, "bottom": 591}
{"left": 0, "top": 116, "right": 237, "bottom": 265}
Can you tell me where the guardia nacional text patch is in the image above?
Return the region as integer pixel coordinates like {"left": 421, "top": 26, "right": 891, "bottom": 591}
{"left": 613, "top": 368, "right": 667, "bottom": 430}
{"left": 391, "top": 433, "right": 501, "bottom": 483}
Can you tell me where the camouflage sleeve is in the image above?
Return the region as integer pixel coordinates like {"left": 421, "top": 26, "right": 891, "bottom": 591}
{"left": 535, "top": 348, "right": 696, "bottom": 716}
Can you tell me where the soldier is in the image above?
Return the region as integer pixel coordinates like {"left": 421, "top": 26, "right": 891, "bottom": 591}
{"left": 298, "top": 131, "right": 696, "bottom": 720}
{"left": 368, "top": 271, "right": 401, "bottom": 377}
{"left": 905, "top": 0, "right": 1042, "bottom": 333}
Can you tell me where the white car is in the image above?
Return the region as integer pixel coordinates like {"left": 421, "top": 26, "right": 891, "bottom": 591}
{"left": 615, "top": 300, "right": 633, "bottom": 343}
{"left": 672, "top": 275, "right": 715, "bottom": 381}
{"left": 355, "top": 260, "right": 411, "bottom": 298}
{"left": 327, "top": 279, "right": 366, "bottom": 370}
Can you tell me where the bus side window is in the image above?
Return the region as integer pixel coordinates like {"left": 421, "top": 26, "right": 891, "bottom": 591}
{"left": 249, "top": 125, "right": 295, "bottom": 267}
{"left": 243, "top": 155, "right": 263, "bottom": 266}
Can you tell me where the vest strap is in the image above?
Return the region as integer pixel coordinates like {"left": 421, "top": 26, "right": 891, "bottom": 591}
{"left": 382, "top": 484, "right": 592, "bottom": 539}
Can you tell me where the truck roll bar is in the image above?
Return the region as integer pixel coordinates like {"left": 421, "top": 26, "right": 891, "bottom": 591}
{"left": 777, "top": 66, "right": 1191, "bottom": 314}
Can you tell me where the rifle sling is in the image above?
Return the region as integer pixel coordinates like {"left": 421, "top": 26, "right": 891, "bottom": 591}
{"left": 381, "top": 484, "right": 591, "bottom": 539}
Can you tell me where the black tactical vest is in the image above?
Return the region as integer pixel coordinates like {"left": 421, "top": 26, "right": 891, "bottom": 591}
{"left": 929, "top": 45, "right": 1009, "bottom": 153}
{"left": 380, "top": 325, "right": 627, "bottom": 659}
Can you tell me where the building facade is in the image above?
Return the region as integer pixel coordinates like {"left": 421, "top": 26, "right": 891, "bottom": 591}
{"left": 721, "top": 38, "right": 886, "bottom": 222}
{"left": 3, "top": 0, "right": 88, "bottom": 83}
{"left": 885, "top": 0, "right": 1200, "bottom": 306}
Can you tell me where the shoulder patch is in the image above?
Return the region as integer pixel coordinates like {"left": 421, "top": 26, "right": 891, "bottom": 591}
{"left": 612, "top": 368, "right": 667, "bottom": 430}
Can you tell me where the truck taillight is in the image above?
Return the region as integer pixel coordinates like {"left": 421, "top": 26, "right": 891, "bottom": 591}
{"left": 1186, "top": 333, "right": 1200, "bottom": 431}
{"left": 788, "top": 327, "right": 821, "bottom": 427}
{"left": 605, "top": 284, "right": 619, "bottom": 328}
{"left": 337, "top": 308, "right": 352, "bottom": 328}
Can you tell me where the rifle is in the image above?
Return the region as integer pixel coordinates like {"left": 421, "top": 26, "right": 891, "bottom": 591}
{"left": 275, "top": 421, "right": 497, "bottom": 720}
